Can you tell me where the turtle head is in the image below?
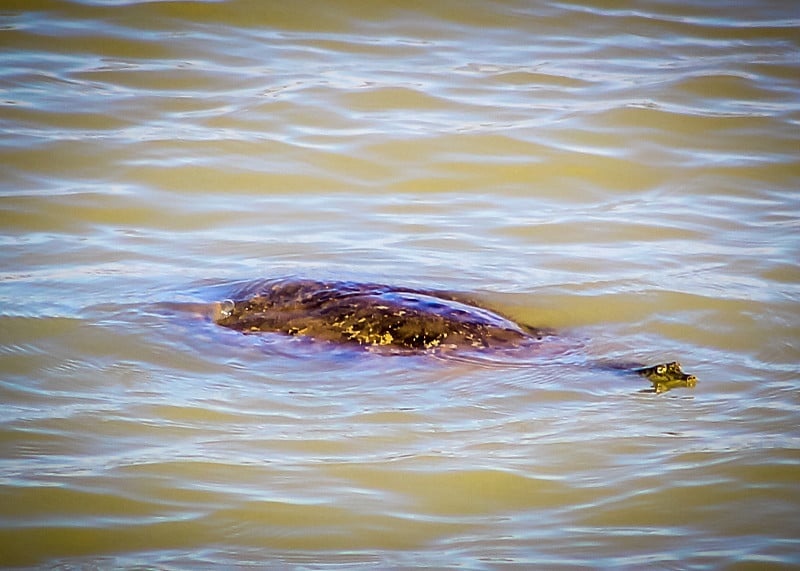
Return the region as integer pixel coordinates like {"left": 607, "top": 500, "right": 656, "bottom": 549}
{"left": 635, "top": 361, "right": 697, "bottom": 393}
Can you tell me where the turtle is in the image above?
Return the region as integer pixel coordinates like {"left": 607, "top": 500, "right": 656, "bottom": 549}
{"left": 211, "top": 277, "right": 697, "bottom": 393}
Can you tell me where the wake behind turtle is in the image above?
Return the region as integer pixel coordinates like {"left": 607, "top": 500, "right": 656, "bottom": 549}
{"left": 212, "top": 277, "right": 696, "bottom": 393}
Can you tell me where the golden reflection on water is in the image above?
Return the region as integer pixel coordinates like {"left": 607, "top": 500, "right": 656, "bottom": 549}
{"left": 1, "top": 0, "right": 799, "bottom": 568}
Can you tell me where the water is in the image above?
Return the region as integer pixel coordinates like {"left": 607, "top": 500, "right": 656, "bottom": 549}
{"left": 1, "top": 0, "right": 799, "bottom": 568}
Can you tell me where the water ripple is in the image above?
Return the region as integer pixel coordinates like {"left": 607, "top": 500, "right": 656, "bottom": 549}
{"left": 1, "top": 0, "right": 799, "bottom": 568}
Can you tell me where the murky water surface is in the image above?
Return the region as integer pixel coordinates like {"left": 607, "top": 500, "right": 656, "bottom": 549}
{"left": 1, "top": 1, "right": 799, "bottom": 568}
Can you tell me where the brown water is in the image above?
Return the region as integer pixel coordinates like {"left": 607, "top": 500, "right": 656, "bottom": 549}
{"left": 1, "top": 1, "right": 799, "bottom": 568}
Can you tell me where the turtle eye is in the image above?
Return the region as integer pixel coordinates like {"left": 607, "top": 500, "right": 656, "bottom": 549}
{"left": 656, "top": 365, "right": 666, "bottom": 374}
{"left": 219, "top": 299, "right": 235, "bottom": 318}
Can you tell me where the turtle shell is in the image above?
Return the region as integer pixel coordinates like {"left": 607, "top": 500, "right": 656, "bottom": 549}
{"left": 215, "top": 278, "right": 549, "bottom": 351}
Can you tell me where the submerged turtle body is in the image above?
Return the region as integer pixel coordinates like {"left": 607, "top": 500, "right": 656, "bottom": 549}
{"left": 213, "top": 277, "right": 696, "bottom": 392}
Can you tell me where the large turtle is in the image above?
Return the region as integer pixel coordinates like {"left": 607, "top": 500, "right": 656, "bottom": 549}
{"left": 211, "top": 277, "right": 696, "bottom": 393}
